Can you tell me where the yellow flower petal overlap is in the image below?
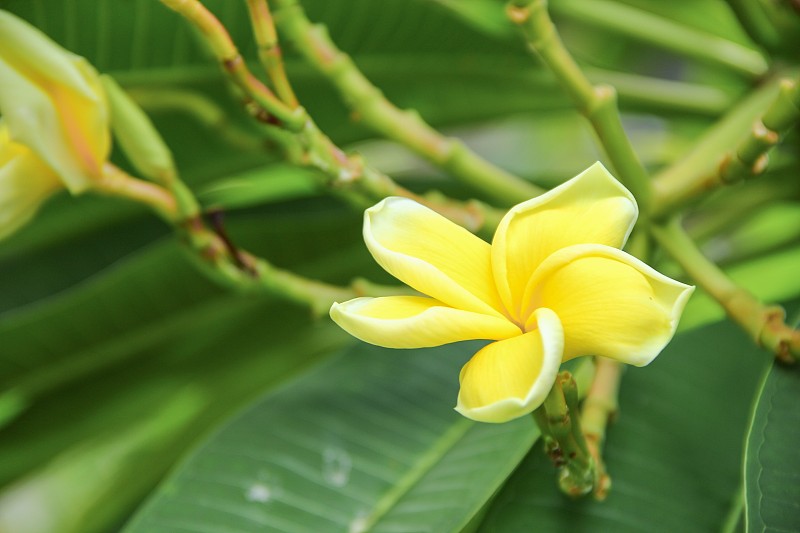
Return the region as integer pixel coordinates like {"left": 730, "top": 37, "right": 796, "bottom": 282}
{"left": 331, "top": 162, "right": 694, "bottom": 423}
{"left": 0, "top": 10, "right": 110, "bottom": 194}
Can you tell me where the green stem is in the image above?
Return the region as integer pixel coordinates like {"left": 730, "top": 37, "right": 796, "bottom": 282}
{"left": 725, "top": 0, "right": 783, "bottom": 52}
{"left": 286, "top": 117, "right": 505, "bottom": 235}
{"left": 587, "top": 69, "right": 735, "bottom": 117}
{"left": 245, "top": 0, "right": 299, "bottom": 107}
{"left": 651, "top": 218, "right": 800, "bottom": 362}
{"left": 272, "top": 0, "right": 543, "bottom": 205}
{"left": 110, "top": 58, "right": 735, "bottom": 117}
{"left": 552, "top": 0, "right": 768, "bottom": 79}
{"left": 579, "top": 358, "right": 621, "bottom": 500}
{"left": 719, "top": 482, "right": 744, "bottom": 533}
{"left": 533, "top": 371, "right": 595, "bottom": 497}
{"left": 158, "top": 0, "right": 307, "bottom": 131}
{"left": 508, "top": 0, "right": 652, "bottom": 212}
{"left": 653, "top": 77, "right": 800, "bottom": 217}
{"left": 93, "top": 163, "right": 179, "bottom": 222}
{"left": 126, "top": 87, "right": 266, "bottom": 152}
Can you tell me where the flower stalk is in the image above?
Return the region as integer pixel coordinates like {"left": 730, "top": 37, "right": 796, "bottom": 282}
{"left": 507, "top": 0, "right": 652, "bottom": 211}
{"left": 533, "top": 371, "right": 596, "bottom": 497}
{"left": 93, "top": 163, "right": 179, "bottom": 221}
{"left": 579, "top": 357, "right": 621, "bottom": 500}
{"left": 651, "top": 218, "right": 799, "bottom": 362}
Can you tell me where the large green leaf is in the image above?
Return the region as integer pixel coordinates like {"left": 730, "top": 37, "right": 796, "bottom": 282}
{"left": 0, "top": 199, "right": 370, "bottom": 531}
{"left": 476, "top": 317, "right": 768, "bottom": 532}
{"left": 744, "top": 362, "right": 800, "bottom": 532}
{"left": 0, "top": 197, "right": 368, "bottom": 482}
{"left": 124, "top": 341, "right": 539, "bottom": 533}
{"left": 0, "top": 300, "right": 352, "bottom": 533}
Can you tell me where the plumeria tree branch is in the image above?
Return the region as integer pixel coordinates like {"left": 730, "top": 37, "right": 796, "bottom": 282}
{"left": 506, "top": 0, "right": 652, "bottom": 211}
{"left": 652, "top": 218, "right": 799, "bottom": 363}
{"left": 156, "top": 0, "right": 506, "bottom": 235}
{"left": 245, "top": 0, "right": 299, "bottom": 107}
{"left": 97, "top": 72, "right": 413, "bottom": 316}
{"left": 270, "top": 0, "right": 544, "bottom": 206}
{"left": 653, "top": 77, "right": 800, "bottom": 217}
{"left": 102, "top": 163, "right": 408, "bottom": 316}
{"left": 159, "top": 0, "right": 307, "bottom": 130}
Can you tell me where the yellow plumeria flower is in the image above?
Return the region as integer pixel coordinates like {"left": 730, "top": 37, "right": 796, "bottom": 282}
{"left": 0, "top": 124, "right": 62, "bottom": 240}
{"left": 331, "top": 163, "right": 694, "bottom": 423}
{"left": 0, "top": 10, "right": 110, "bottom": 194}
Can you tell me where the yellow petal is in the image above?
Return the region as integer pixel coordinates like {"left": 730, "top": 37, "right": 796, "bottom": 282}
{"left": 330, "top": 296, "right": 520, "bottom": 349}
{"left": 492, "top": 162, "right": 637, "bottom": 321}
{"left": 524, "top": 244, "right": 694, "bottom": 366}
{"left": 456, "top": 308, "right": 563, "bottom": 423}
{"left": 364, "top": 197, "right": 506, "bottom": 317}
{"left": 0, "top": 136, "right": 62, "bottom": 240}
{"left": 0, "top": 12, "right": 109, "bottom": 193}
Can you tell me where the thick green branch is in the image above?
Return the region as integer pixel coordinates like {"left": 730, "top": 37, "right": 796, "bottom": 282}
{"left": 651, "top": 218, "right": 799, "bottom": 362}
{"left": 272, "top": 0, "right": 543, "bottom": 206}
{"left": 507, "top": 0, "right": 652, "bottom": 211}
{"left": 653, "top": 77, "right": 800, "bottom": 217}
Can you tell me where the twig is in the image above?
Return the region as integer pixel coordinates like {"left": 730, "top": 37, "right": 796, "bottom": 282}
{"left": 507, "top": 0, "right": 652, "bottom": 211}
{"left": 552, "top": 0, "right": 768, "bottom": 79}
{"left": 245, "top": 0, "right": 299, "bottom": 107}
{"left": 651, "top": 218, "right": 799, "bottom": 362}
{"left": 158, "top": 0, "right": 306, "bottom": 130}
{"left": 94, "top": 163, "right": 179, "bottom": 221}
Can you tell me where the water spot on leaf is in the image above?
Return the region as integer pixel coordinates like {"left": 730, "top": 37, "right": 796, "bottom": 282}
{"left": 245, "top": 483, "right": 271, "bottom": 503}
{"left": 322, "top": 446, "right": 352, "bottom": 487}
{"left": 348, "top": 510, "right": 370, "bottom": 533}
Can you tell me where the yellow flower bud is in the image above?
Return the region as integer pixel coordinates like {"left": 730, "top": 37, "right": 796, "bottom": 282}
{"left": 0, "top": 10, "right": 110, "bottom": 193}
{"left": 0, "top": 124, "right": 62, "bottom": 240}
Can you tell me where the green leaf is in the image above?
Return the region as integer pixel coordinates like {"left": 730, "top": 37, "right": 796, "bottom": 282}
{"left": 744, "top": 362, "right": 800, "bottom": 532}
{"left": 0, "top": 304, "right": 351, "bottom": 533}
{"left": 124, "top": 342, "right": 539, "bottom": 533}
{"left": 198, "top": 164, "right": 320, "bottom": 210}
{"left": 476, "top": 318, "right": 768, "bottom": 532}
